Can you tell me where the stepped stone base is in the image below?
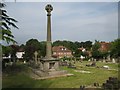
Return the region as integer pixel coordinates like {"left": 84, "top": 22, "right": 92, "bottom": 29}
{"left": 31, "top": 68, "right": 73, "bottom": 80}
{"left": 48, "top": 70, "right": 67, "bottom": 76}
{"left": 30, "top": 57, "right": 73, "bottom": 79}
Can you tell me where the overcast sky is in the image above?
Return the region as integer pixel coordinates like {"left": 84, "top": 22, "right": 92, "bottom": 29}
{"left": 5, "top": 2, "right": 118, "bottom": 45}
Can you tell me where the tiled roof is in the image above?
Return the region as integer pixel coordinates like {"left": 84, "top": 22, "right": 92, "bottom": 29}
{"left": 99, "top": 42, "right": 110, "bottom": 52}
{"left": 52, "top": 46, "right": 71, "bottom": 52}
{"left": 18, "top": 48, "right": 24, "bottom": 52}
{"left": 78, "top": 47, "right": 86, "bottom": 51}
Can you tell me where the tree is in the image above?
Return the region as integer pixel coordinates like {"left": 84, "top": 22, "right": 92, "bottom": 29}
{"left": 1, "top": 2, "right": 19, "bottom": 68}
{"left": 74, "top": 41, "right": 81, "bottom": 48}
{"left": 110, "top": 38, "right": 120, "bottom": 58}
{"left": 2, "top": 45, "right": 13, "bottom": 56}
{"left": 39, "top": 41, "right": 46, "bottom": 57}
{"left": 91, "top": 40, "right": 101, "bottom": 59}
{"left": 0, "top": 2, "right": 18, "bottom": 44}
{"left": 74, "top": 49, "right": 83, "bottom": 58}
{"left": 83, "top": 41, "right": 92, "bottom": 50}
{"left": 24, "top": 39, "right": 41, "bottom": 60}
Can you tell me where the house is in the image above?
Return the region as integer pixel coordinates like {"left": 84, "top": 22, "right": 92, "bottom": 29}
{"left": 78, "top": 47, "right": 92, "bottom": 58}
{"left": 99, "top": 42, "right": 110, "bottom": 52}
{"left": 52, "top": 46, "right": 73, "bottom": 58}
{"left": 78, "top": 47, "right": 86, "bottom": 52}
{"left": 16, "top": 48, "right": 25, "bottom": 59}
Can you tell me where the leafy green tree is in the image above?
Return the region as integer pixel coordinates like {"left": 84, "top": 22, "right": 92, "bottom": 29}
{"left": 74, "top": 41, "right": 81, "bottom": 48}
{"left": 39, "top": 41, "right": 46, "bottom": 57}
{"left": 1, "top": 2, "right": 18, "bottom": 69}
{"left": 100, "top": 51, "right": 109, "bottom": 59}
{"left": 83, "top": 41, "right": 92, "bottom": 50}
{"left": 74, "top": 49, "right": 83, "bottom": 57}
{"left": 110, "top": 38, "right": 120, "bottom": 58}
{"left": 0, "top": 2, "right": 18, "bottom": 44}
{"left": 2, "top": 45, "right": 13, "bottom": 56}
{"left": 92, "top": 40, "right": 101, "bottom": 59}
{"left": 24, "top": 39, "right": 41, "bottom": 60}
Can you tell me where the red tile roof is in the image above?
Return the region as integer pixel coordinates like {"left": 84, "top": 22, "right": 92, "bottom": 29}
{"left": 52, "top": 46, "right": 71, "bottom": 52}
{"left": 99, "top": 42, "right": 110, "bottom": 52}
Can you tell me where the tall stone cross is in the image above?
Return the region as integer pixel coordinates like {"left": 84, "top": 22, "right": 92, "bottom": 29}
{"left": 45, "top": 4, "right": 53, "bottom": 59}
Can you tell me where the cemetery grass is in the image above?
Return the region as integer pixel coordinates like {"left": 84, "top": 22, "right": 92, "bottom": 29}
{"left": 2, "top": 61, "right": 118, "bottom": 88}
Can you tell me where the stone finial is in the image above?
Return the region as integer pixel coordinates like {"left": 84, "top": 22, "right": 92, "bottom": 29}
{"left": 45, "top": 4, "right": 53, "bottom": 15}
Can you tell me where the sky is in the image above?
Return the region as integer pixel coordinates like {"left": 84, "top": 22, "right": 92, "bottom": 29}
{"left": 4, "top": 2, "right": 118, "bottom": 45}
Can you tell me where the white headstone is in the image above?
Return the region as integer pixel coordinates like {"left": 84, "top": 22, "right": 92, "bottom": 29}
{"left": 24, "top": 61, "right": 26, "bottom": 64}
{"left": 112, "top": 58, "right": 116, "bottom": 63}
{"left": 103, "top": 65, "right": 109, "bottom": 69}
{"left": 88, "top": 59, "right": 91, "bottom": 62}
{"left": 103, "top": 60, "right": 106, "bottom": 63}
{"left": 94, "top": 59, "right": 96, "bottom": 62}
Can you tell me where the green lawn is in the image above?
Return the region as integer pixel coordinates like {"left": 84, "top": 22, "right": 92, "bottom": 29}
{"left": 2, "top": 61, "right": 118, "bottom": 88}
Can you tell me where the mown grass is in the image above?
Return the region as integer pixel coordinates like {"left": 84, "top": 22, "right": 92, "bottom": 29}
{"left": 2, "top": 61, "right": 118, "bottom": 88}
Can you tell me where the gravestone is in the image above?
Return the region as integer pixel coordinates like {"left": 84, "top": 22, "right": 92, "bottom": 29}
{"left": 34, "top": 51, "right": 38, "bottom": 64}
{"left": 88, "top": 59, "right": 91, "bottom": 62}
{"left": 59, "top": 61, "right": 68, "bottom": 66}
{"left": 103, "top": 57, "right": 106, "bottom": 63}
{"left": 102, "top": 77, "right": 119, "bottom": 90}
{"left": 112, "top": 58, "right": 116, "bottom": 63}
{"left": 103, "top": 65, "right": 109, "bottom": 69}
{"left": 68, "top": 62, "right": 76, "bottom": 69}
{"left": 94, "top": 59, "right": 96, "bottom": 62}
{"left": 107, "top": 55, "right": 111, "bottom": 62}
{"left": 103, "top": 60, "right": 106, "bottom": 63}
{"left": 80, "top": 85, "right": 85, "bottom": 90}
{"left": 86, "top": 61, "right": 96, "bottom": 67}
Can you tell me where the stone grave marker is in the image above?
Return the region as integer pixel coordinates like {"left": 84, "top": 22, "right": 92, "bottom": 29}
{"left": 34, "top": 51, "right": 38, "bottom": 64}
{"left": 112, "top": 58, "right": 116, "bottom": 63}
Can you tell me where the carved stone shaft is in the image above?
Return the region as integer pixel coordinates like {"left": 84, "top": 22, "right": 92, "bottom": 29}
{"left": 45, "top": 4, "right": 53, "bottom": 59}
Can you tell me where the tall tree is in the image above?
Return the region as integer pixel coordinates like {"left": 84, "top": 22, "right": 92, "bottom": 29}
{"left": 0, "top": 2, "right": 18, "bottom": 44}
{"left": 24, "top": 39, "right": 40, "bottom": 60}
{"left": 39, "top": 41, "right": 46, "bottom": 57}
{"left": 73, "top": 49, "right": 83, "bottom": 58}
{"left": 2, "top": 45, "right": 13, "bottom": 56}
{"left": 83, "top": 41, "right": 92, "bottom": 50}
{"left": 91, "top": 40, "right": 101, "bottom": 59}
{"left": 1, "top": 2, "right": 19, "bottom": 69}
{"left": 110, "top": 38, "right": 120, "bottom": 58}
